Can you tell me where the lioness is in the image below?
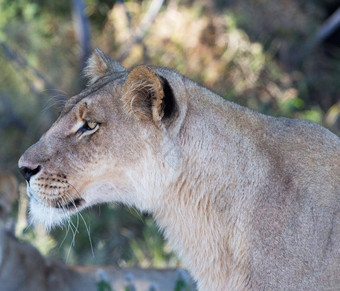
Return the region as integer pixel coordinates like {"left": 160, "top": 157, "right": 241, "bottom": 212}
{"left": 18, "top": 49, "right": 340, "bottom": 290}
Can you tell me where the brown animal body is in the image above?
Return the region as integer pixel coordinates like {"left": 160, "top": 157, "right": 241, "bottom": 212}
{"left": 18, "top": 49, "right": 340, "bottom": 290}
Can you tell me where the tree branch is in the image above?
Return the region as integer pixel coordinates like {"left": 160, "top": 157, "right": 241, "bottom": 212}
{"left": 295, "top": 7, "right": 340, "bottom": 64}
{"left": 0, "top": 43, "right": 55, "bottom": 90}
{"left": 0, "top": 43, "right": 59, "bottom": 124}
{"left": 117, "top": 0, "right": 165, "bottom": 62}
{"left": 315, "top": 7, "right": 340, "bottom": 46}
{"left": 72, "top": 0, "right": 92, "bottom": 71}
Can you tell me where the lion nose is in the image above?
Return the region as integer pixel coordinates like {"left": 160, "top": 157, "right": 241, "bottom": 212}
{"left": 19, "top": 165, "right": 42, "bottom": 182}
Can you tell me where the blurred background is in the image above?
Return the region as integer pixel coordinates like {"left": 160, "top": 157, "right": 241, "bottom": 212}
{"left": 0, "top": 0, "right": 339, "bottom": 286}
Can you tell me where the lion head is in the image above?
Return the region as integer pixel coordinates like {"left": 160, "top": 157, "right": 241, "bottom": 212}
{"left": 18, "top": 49, "right": 186, "bottom": 229}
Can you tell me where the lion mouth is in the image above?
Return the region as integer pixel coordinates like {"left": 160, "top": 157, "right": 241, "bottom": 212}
{"left": 55, "top": 198, "right": 85, "bottom": 210}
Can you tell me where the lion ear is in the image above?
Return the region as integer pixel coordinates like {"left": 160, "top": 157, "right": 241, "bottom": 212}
{"left": 122, "top": 66, "right": 176, "bottom": 128}
{"left": 84, "top": 48, "right": 126, "bottom": 85}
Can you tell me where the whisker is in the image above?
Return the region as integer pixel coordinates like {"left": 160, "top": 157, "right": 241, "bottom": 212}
{"left": 68, "top": 216, "right": 79, "bottom": 235}
{"left": 42, "top": 99, "right": 66, "bottom": 114}
{"left": 75, "top": 211, "right": 80, "bottom": 247}
{"left": 62, "top": 192, "right": 80, "bottom": 236}
{"left": 40, "top": 88, "right": 68, "bottom": 114}
{"left": 64, "top": 194, "right": 82, "bottom": 255}
{"left": 40, "top": 88, "right": 68, "bottom": 95}
{"left": 63, "top": 185, "right": 95, "bottom": 259}
{"left": 48, "top": 192, "right": 53, "bottom": 232}
{"left": 59, "top": 219, "right": 71, "bottom": 250}
{"left": 79, "top": 211, "right": 95, "bottom": 258}
{"left": 60, "top": 195, "right": 78, "bottom": 235}
{"left": 65, "top": 182, "right": 82, "bottom": 198}
{"left": 58, "top": 199, "right": 71, "bottom": 249}
{"left": 63, "top": 197, "right": 77, "bottom": 263}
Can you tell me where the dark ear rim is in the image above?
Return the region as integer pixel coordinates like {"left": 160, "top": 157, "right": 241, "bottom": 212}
{"left": 122, "top": 66, "right": 178, "bottom": 128}
{"left": 160, "top": 76, "right": 177, "bottom": 122}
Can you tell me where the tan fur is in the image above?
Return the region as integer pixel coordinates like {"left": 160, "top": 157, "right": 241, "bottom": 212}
{"left": 84, "top": 48, "right": 126, "bottom": 85}
{"left": 123, "top": 66, "right": 165, "bottom": 125}
{"left": 19, "top": 49, "right": 340, "bottom": 290}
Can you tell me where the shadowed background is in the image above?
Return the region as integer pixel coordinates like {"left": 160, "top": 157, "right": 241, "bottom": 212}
{"left": 0, "top": 0, "right": 339, "bottom": 289}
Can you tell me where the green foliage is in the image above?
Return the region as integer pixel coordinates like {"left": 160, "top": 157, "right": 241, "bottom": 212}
{"left": 97, "top": 281, "right": 113, "bottom": 291}
{"left": 96, "top": 268, "right": 114, "bottom": 291}
{"left": 129, "top": 217, "right": 175, "bottom": 267}
{"left": 2, "top": 0, "right": 340, "bottom": 277}
{"left": 174, "top": 270, "right": 192, "bottom": 291}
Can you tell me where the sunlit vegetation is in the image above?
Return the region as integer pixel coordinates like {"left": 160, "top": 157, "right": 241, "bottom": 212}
{"left": 1, "top": 0, "right": 339, "bottom": 280}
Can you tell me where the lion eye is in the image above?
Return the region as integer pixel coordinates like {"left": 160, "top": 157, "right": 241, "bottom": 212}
{"left": 76, "top": 120, "right": 99, "bottom": 137}
{"left": 87, "top": 121, "right": 97, "bottom": 129}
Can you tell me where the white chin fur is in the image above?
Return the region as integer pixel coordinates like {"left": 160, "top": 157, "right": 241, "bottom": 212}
{"left": 28, "top": 199, "right": 71, "bottom": 231}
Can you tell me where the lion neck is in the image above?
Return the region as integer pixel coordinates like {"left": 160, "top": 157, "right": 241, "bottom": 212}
{"left": 128, "top": 85, "right": 267, "bottom": 289}
{"left": 151, "top": 123, "right": 257, "bottom": 289}
{"left": 152, "top": 156, "right": 252, "bottom": 290}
